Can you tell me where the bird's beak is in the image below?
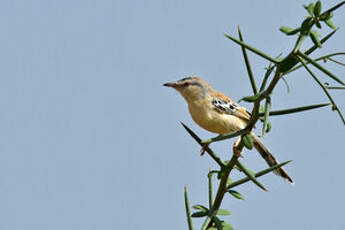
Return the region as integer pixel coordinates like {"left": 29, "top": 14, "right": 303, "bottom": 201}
{"left": 163, "top": 82, "right": 177, "bottom": 88}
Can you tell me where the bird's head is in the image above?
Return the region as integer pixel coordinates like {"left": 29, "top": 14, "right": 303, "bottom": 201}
{"left": 163, "top": 76, "right": 210, "bottom": 102}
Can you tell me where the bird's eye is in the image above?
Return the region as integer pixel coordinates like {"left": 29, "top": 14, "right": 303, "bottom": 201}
{"left": 183, "top": 82, "right": 190, "bottom": 86}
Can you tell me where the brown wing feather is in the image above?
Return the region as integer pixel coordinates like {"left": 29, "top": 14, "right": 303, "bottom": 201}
{"left": 211, "top": 91, "right": 251, "bottom": 122}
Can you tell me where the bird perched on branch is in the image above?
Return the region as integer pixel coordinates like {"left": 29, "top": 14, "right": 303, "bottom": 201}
{"left": 164, "top": 76, "right": 293, "bottom": 183}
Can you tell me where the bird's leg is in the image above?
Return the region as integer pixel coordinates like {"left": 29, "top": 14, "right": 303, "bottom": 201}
{"left": 233, "top": 136, "right": 243, "bottom": 158}
{"left": 200, "top": 142, "right": 210, "bottom": 156}
{"left": 200, "top": 134, "right": 224, "bottom": 155}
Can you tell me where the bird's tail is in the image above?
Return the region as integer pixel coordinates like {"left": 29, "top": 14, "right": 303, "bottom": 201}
{"left": 250, "top": 132, "right": 293, "bottom": 183}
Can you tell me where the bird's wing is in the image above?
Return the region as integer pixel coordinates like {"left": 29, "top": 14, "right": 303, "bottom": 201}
{"left": 211, "top": 92, "right": 251, "bottom": 122}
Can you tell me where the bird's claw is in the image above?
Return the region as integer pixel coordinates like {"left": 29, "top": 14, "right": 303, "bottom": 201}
{"left": 200, "top": 143, "right": 210, "bottom": 156}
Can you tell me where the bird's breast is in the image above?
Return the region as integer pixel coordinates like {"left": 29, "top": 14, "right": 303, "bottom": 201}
{"left": 188, "top": 100, "right": 246, "bottom": 134}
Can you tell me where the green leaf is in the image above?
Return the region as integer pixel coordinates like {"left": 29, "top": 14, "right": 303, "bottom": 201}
{"left": 226, "top": 178, "right": 232, "bottom": 187}
{"left": 281, "top": 76, "right": 291, "bottom": 93}
{"left": 260, "top": 65, "right": 275, "bottom": 91}
{"left": 320, "top": 12, "right": 333, "bottom": 21}
{"left": 279, "top": 26, "right": 301, "bottom": 35}
{"left": 193, "top": 205, "right": 209, "bottom": 212}
{"left": 228, "top": 190, "right": 245, "bottom": 200}
{"left": 191, "top": 211, "right": 208, "bottom": 218}
{"left": 310, "top": 30, "right": 322, "bottom": 48}
{"left": 325, "top": 19, "right": 336, "bottom": 29}
{"left": 217, "top": 209, "right": 232, "bottom": 216}
{"left": 221, "top": 222, "right": 234, "bottom": 230}
{"left": 262, "top": 96, "right": 271, "bottom": 137}
{"left": 214, "top": 218, "right": 234, "bottom": 230}
{"left": 239, "top": 91, "right": 263, "bottom": 102}
{"left": 301, "top": 17, "right": 313, "bottom": 35}
{"left": 242, "top": 134, "right": 253, "bottom": 150}
{"left": 314, "top": 0, "right": 322, "bottom": 17}
{"left": 303, "top": 3, "right": 315, "bottom": 16}
{"left": 315, "top": 20, "right": 322, "bottom": 29}
{"left": 266, "top": 121, "right": 272, "bottom": 133}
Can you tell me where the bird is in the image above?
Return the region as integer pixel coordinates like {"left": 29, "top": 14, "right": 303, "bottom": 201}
{"left": 164, "top": 76, "right": 293, "bottom": 183}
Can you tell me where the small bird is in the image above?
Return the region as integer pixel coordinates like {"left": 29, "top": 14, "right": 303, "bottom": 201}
{"left": 164, "top": 76, "right": 293, "bottom": 183}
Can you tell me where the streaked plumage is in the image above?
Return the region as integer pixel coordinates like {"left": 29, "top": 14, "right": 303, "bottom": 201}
{"left": 164, "top": 76, "right": 293, "bottom": 183}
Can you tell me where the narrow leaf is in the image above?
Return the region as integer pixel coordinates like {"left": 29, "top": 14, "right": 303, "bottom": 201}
{"left": 214, "top": 218, "right": 234, "bottom": 230}
{"left": 281, "top": 76, "right": 291, "bottom": 93}
{"left": 262, "top": 96, "right": 271, "bottom": 137}
{"left": 325, "top": 19, "right": 336, "bottom": 29}
{"left": 301, "top": 17, "right": 313, "bottom": 35}
{"left": 305, "top": 29, "right": 337, "bottom": 55}
{"left": 304, "top": 3, "right": 315, "bottom": 16}
{"left": 228, "top": 190, "right": 245, "bottom": 200}
{"left": 279, "top": 26, "right": 301, "bottom": 36}
{"left": 226, "top": 178, "right": 232, "bottom": 187}
{"left": 310, "top": 30, "right": 322, "bottom": 48}
{"left": 191, "top": 211, "right": 208, "bottom": 218}
{"left": 217, "top": 209, "right": 232, "bottom": 216}
{"left": 260, "top": 65, "right": 275, "bottom": 91}
{"left": 314, "top": 0, "right": 322, "bottom": 17}
{"left": 316, "top": 20, "right": 322, "bottom": 29}
{"left": 193, "top": 205, "right": 209, "bottom": 212}
{"left": 243, "top": 134, "right": 253, "bottom": 150}
{"left": 240, "top": 91, "right": 263, "bottom": 102}
{"left": 266, "top": 122, "right": 272, "bottom": 133}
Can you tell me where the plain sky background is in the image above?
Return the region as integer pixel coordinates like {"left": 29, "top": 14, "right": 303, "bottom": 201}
{"left": 0, "top": 0, "right": 344, "bottom": 229}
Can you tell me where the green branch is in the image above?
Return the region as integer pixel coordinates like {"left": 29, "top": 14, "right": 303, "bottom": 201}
{"left": 238, "top": 26, "right": 258, "bottom": 94}
{"left": 224, "top": 33, "right": 279, "bottom": 64}
{"left": 184, "top": 186, "right": 194, "bottom": 230}
{"left": 201, "top": 151, "right": 242, "bottom": 230}
{"left": 258, "top": 102, "right": 331, "bottom": 116}
{"left": 325, "top": 86, "right": 345, "bottom": 90}
{"left": 236, "top": 160, "right": 267, "bottom": 191}
{"left": 297, "top": 54, "right": 345, "bottom": 124}
{"left": 298, "top": 52, "right": 345, "bottom": 86}
{"left": 227, "top": 161, "right": 292, "bottom": 189}
{"left": 201, "top": 128, "right": 249, "bottom": 145}
{"left": 285, "top": 52, "right": 345, "bottom": 75}
{"left": 181, "top": 122, "right": 225, "bottom": 168}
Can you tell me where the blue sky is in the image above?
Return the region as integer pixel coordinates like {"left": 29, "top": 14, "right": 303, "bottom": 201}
{"left": 0, "top": 0, "right": 344, "bottom": 229}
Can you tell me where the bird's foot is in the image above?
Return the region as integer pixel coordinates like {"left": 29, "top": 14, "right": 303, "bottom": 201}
{"left": 200, "top": 143, "right": 209, "bottom": 156}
